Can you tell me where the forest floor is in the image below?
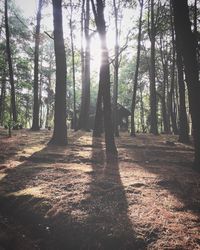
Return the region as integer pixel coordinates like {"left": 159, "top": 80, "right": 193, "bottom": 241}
{"left": 0, "top": 128, "right": 199, "bottom": 250}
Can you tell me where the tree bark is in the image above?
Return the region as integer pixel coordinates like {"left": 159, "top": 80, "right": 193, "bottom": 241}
{"left": 0, "top": 69, "right": 6, "bottom": 125}
{"left": 176, "top": 50, "right": 189, "bottom": 143}
{"left": 158, "top": 37, "right": 170, "bottom": 133}
{"left": 5, "top": 0, "right": 17, "bottom": 123}
{"left": 113, "top": 0, "right": 119, "bottom": 137}
{"left": 93, "top": 85, "right": 103, "bottom": 137}
{"left": 139, "top": 85, "right": 145, "bottom": 133}
{"left": 149, "top": 0, "right": 158, "bottom": 135}
{"left": 79, "top": 0, "right": 91, "bottom": 131}
{"left": 172, "top": 0, "right": 200, "bottom": 168}
{"left": 79, "top": 0, "right": 86, "bottom": 130}
{"left": 131, "top": 0, "right": 143, "bottom": 136}
{"left": 49, "top": 0, "right": 67, "bottom": 145}
{"left": 32, "top": 0, "right": 43, "bottom": 130}
{"left": 91, "top": 0, "right": 117, "bottom": 155}
{"left": 169, "top": 3, "right": 178, "bottom": 134}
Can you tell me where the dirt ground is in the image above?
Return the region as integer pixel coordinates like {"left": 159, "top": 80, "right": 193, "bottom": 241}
{"left": 0, "top": 128, "right": 199, "bottom": 250}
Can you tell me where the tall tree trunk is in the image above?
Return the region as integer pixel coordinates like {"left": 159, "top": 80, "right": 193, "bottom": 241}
{"left": 79, "top": 0, "right": 86, "bottom": 130}
{"left": 69, "top": 0, "right": 77, "bottom": 131}
{"left": 149, "top": 0, "right": 158, "bottom": 135}
{"left": 25, "top": 96, "right": 29, "bottom": 128}
{"left": 139, "top": 85, "right": 145, "bottom": 133}
{"left": 39, "top": 52, "right": 43, "bottom": 128}
{"left": 46, "top": 74, "right": 51, "bottom": 128}
{"left": 0, "top": 69, "right": 6, "bottom": 126}
{"left": 159, "top": 37, "right": 170, "bottom": 133}
{"left": 32, "top": 0, "right": 43, "bottom": 131}
{"left": 49, "top": 0, "right": 67, "bottom": 145}
{"left": 172, "top": 0, "right": 200, "bottom": 168}
{"left": 39, "top": 70, "right": 43, "bottom": 128}
{"left": 79, "top": 0, "right": 90, "bottom": 131}
{"left": 113, "top": 0, "right": 119, "bottom": 137}
{"left": 5, "top": 0, "right": 17, "bottom": 123}
{"left": 83, "top": 0, "right": 91, "bottom": 131}
{"left": 91, "top": 0, "right": 117, "bottom": 155}
{"left": 131, "top": 0, "right": 143, "bottom": 136}
{"left": 176, "top": 40, "right": 189, "bottom": 143}
{"left": 93, "top": 86, "right": 103, "bottom": 137}
{"left": 169, "top": 3, "right": 178, "bottom": 134}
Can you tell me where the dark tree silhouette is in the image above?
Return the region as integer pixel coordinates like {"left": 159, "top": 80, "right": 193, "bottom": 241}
{"left": 5, "top": 0, "right": 17, "bottom": 123}
{"left": 32, "top": 0, "right": 43, "bottom": 131}
{"left": 131, "top": 0, "right": 144, "bottom": 137}
{"left": 0, "top": 68, "right": 6, "bottom": 125}
{"left": 169, "top": 2, "right": 178, "bottom": 135}
{"left": 91, "top": 0, "right": 117, "bottom": 156}
{"left": 172, "top": 0, "right": 200, "bottom": 168}
{"left": 149, "top": 0, "right": 158, "bottom": 135}
{"left": 176, "top": 44, "right": 189, "bottom": 143}
{"left": 79, "top": 0, "right": 91, "bottom": 131}
{"left": 49, "top": 0, "right": 67, "bottom": 146}
{"left": 112, "top": 0, "right": 119, "bottom": 137}
{"left": 69, "top": 0, "right": 77, "bottom": 131}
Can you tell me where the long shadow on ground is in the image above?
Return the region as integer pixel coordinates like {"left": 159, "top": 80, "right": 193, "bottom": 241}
{"left": 120, "top": 134, "right": 200, "bottom": 215}
{"left": 76, "top": 137, "right": 146, "bottom": 249}
{"left": 0, "top": 134, "right": 147, "bottom": 250}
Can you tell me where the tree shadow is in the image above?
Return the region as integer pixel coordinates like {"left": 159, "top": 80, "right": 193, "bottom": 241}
{"left": 121, "top": 134, "right": 200, "bottom": 215}
{"left": 77, "top": 136, "right": 146, "bottom": 249}
{"left": 0, "top": 132, "right": 171, "bottom": 249}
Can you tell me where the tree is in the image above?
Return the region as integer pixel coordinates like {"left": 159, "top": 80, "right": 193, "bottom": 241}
{"left": 79, "top": 0, "right": 91, "bottom": 131}
{"left": 5, "top": 0, "right": 17, "bottom": 123}
{"left": 176, "top": 45, "right": 189, "bottom": 143}
{"left": 112, "top": 0, "right": 120, "bottom": 137}
{"left": 69, "top": 0, "right": 77, "bottom": 131}
{"left": 148, "top": 0, "right": 158, "bottom": 135}
{"left": 0, "top": 68, "right": 6, "bottom": 125}
{"left": 169, "top": 1, "right": 178, "bottom": 134}
{"left": 31, "top": 0, "right": 43, "bottom": 131}
{"left": 91, "top": 0, "right": 117, "bottom": 155}
{"left": 49, "top": 0, "right": 67, "bottom": 145}
{"left": 130, "top": 0, "right": 144, "bottom": 136}
{"left": 158, "top": 35, "right": 170, "bottom": 134}
{"left": 172, "top": 0, "right": 200, "bottom": 168}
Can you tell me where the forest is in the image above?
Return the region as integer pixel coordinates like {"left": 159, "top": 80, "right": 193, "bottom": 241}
{"left": 0, "top": 0, "right": 200, "bottom": 249}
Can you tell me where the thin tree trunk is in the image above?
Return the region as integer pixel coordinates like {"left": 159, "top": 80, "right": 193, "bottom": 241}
{"left": 49, "top": 0, "right": 67, "bottom": 145}
{"left": 176, "top": 42, "right": 189, "bottom": 143}
{"left": 83, "top": 0, "right": 91, "bottom": 131}
{"left": 69, "top": 0, "right": 77, "bottom": 131}
{"left": 79, "top": 0, "right": 86, "bottom": 130}
{"left": 172, "top": 0, "right": 200, "bottom": 168}
{"left": 113, "top": 0, "right": 119, "bottom": 137}
{"left": 39, "top": 53, "right": 43, "bottom": 128}
{"left": 39, "top": 71, "right": 43, "bottom": 128}
{"left": 32, "top": 0, "right": 43, "bottom": 130}
{"left": 169, "top": 3, "right": 178, "bottom": 134}
{"left": 46, "top": 76, "right": 51, "bottom": 128}
{"left": 79, "top": 0, "right": 91, "bottom": 131}
{"left": 25, "top": 96, "right": 29, "bottom": 128}
{"left": 5, "top": 0, "right": 17, "bottom": 123}
{"left": 159, "top": 39, "right": 170, "bottom": 133}
{"left": 139, "top": 85, "right": 145, "bottom": 133}
{"left": 0, "top": 69, "right": 6, "bottom": 125}
{"left": 131, "top": 0, "right": 143, "bottom": 136}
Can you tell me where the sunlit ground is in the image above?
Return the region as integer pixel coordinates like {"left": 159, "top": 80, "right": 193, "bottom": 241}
{"left": 0, "top": 129, "right": 199, "bottom": 249}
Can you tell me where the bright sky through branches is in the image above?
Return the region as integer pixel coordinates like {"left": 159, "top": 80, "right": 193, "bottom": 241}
{"left": 13, "top": 0, "right": 138, "bottom": 72}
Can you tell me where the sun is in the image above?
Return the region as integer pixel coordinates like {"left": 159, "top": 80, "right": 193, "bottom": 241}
{"left": 90, "top": 35, "right": 102, "bottom": 72}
